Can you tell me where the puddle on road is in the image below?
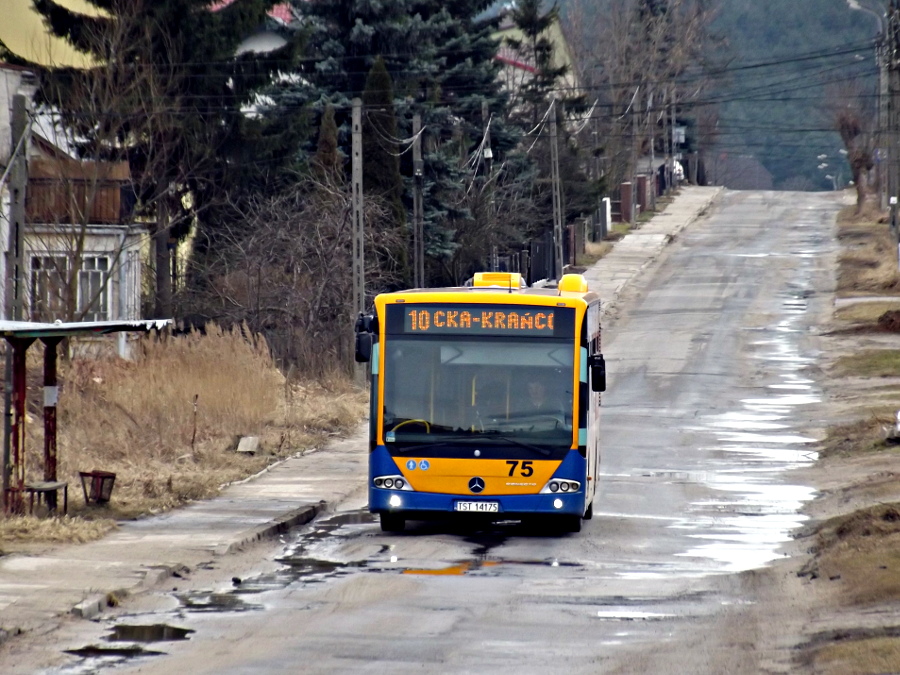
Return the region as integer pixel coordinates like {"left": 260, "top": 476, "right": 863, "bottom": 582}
{"left": 595, "top": 610, "right": 675, "bottom": 621}
{"left": 176, "top": 591, "right": 263, "bottom": 613}
{"left": 661, "top": 267, "right": 824, "bottom": 573}
{"left": 65, "top": 645, "right": 166, "bottom": 658}
{"left": 59, "top": 622, "right": 193, "bottom": 671}
{"left": 106, "top": 624, "right": 193, "bottom": 642}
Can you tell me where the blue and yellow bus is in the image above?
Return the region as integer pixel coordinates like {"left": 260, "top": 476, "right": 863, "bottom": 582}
{"left": 354, "top": 272, "right": 605, "bottom": 533}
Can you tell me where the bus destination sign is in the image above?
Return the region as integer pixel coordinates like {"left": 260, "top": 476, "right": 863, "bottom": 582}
{"left": 390, "top": 304, "right": 573, "bottom": 337}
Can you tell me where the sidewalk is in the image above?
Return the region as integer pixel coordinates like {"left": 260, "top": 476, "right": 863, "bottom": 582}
{"left": 0, "top": 185, "right": 723, "bottom": 646}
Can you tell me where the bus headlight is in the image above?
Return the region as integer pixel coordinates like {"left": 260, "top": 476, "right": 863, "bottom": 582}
{"left": 540, "top": 479, "right": 580, "bottom": 494}
{"left": 389, "top": 495, "right": 402, "bottom": 508}
{"left": 373, "top": 475, "right": 414, "bottom": 491}
{"left": 553, "top": 499, "right": 563, "bottom": 509}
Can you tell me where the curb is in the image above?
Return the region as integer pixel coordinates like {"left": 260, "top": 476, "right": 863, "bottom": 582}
{"left": 213, "top": 501, "right": 327, "bottom": 556}
{"left": 69, "top": 501, "right": 328, "bottom": 621}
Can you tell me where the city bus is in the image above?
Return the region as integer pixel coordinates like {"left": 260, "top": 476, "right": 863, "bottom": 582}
{"left": 354, "top": 272, "right": 605, "bottom": 533}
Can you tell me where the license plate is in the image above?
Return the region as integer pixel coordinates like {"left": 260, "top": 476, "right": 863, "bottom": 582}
{"left": 455, "top": 501, "right": 499, "bottom": 513}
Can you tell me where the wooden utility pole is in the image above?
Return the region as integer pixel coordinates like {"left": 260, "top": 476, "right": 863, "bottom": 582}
{"left": 351, "top": 99, "right": 366, "bottom": 381}
{"left": 549, "top": 98, "right": 564, "bottom": 280}
{"left": 412, "top": 113, "right": 424, "bottom": 288}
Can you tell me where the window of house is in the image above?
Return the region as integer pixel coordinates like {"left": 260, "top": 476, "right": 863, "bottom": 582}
{"left": 78, "top": 256, "right": 109, "bottom": 322}
{"left": 29, "top": 255, "right": 111, "bottom": 322}
{"left": 30, "top": 256, "right": 68, "bottom": 322}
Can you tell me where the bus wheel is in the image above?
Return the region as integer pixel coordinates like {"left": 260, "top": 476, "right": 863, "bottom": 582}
{"left": 560, "top": 515, "right": 582, "bottom": 534}
{"left": 380, "top": 513, "right": 406, "bottom": 533}
{"left": 584, "top": 501, "right": 594, "bottom": 520}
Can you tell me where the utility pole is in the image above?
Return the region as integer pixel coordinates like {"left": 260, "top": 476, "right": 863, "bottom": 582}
{"left": 879, "top": 25, "right": 889, "bottom": 210}
{"left": 890, "top": 3, "right": 900, "bottom": 238}
{"left": 591, "top": 115, "right": 602, "bottom": 241}
{"left": 7, "top": 94, "right": 27, "bottom": 322}
{"left": 549, "top": 97, "right": 564, "bottom": 280}
{"left": 631, "top": 87, "right": 639, "bottom": 221}
{"left": 482, "top": 100, "right": 495, "bottom": 233}
{"left": 3, "top": 94, "right": 29, "bottom": 512}
{"left": 647, "top": 88, "right": 655, "bottom": 211}
{"left": 351, "top": 98, "right": 365, "bottom": 379}
{"left": 412, "top": 113, "right": 424, "bottom": 288}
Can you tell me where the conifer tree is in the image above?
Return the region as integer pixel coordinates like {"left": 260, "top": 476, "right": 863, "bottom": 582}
{"left": 10, "top": 0, "right": 305, "bottom": 316}
{"left": 313, "top": 104, "right": 341, "bottom": 180}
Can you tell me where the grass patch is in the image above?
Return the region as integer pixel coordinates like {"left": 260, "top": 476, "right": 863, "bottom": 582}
{"left": 836, "top": 206, "right": 900, "bottom": 296}
{"left": 0, "top": 325, "right": 367, "bottom": 548}
{"left": 578, "top": 240, "right": 614, "bottom": 267}
{"left": 832, "top": 350, "right": 900, "bottom": 378}
{"left": 0, "top": 515, "right": 117, "bottom": 548}
{"left": 835, "top": 302, "right": 900, "bottom": 325}
{"left": 819, "top": 416, "right": 898, "bottom": 459}
{"left": 804, "top": 504, "right": 900, "bottom": 605}
{"left": 813, "top": 636, "right": 900, "bottom": 675}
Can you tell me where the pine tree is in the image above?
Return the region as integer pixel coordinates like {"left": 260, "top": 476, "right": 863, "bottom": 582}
{"left": 313, "top": 104, "right": 341, "bottom": 180}
{"left": 291, "top": 0, "right": 538, "bottom": 286}
{"left": 362, "top": 57, "right": 405, "bottom": 221}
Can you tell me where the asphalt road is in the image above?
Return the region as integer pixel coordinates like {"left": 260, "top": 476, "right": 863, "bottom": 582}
{"left": 41, "top": 190, "right": 843, "bottom": 674}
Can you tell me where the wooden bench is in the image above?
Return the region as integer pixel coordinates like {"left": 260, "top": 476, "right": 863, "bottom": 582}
{"left": 24, "top": 481, "right": 68, "bottom": 515}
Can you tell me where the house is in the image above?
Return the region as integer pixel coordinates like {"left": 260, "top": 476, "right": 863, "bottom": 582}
{"left": 0, "top": 64, "right": 146, "bottom": 351}
{"left": 492, "top": 10, "right": 582, "bottom": 103}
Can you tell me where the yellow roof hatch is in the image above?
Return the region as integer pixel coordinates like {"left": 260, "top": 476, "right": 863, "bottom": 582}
{"left": 472, "top": 272, "right": 525, "bottom": 289}
{"left": 558, "top": 274, "right": 588, "bottom": 294}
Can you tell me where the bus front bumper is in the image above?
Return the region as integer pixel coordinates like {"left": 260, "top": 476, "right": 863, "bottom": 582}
{"left": 369, "top": 488, "right": 586, "bottom": 518}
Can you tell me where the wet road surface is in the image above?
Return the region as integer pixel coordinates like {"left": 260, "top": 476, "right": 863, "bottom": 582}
{"left": 46, "top": 191, "right": 841, "bottom": 674}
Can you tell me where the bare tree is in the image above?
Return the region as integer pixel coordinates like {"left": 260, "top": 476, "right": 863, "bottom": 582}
{"left": 827, "top": 81, "right": 874, "bottom": 212}
{"left": 182, "top": 173, "right": 401, "bottom": 374}
{"left": 564, "top": 0, "right": 718, "bottom": 191}
{"left": 33, "top": 0, "right": 193, "bottom": 321}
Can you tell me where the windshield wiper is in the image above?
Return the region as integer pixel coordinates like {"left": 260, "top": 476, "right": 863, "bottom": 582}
{"left": 480, "top": 433, "right": 552, "bottom": 456}
{"left": 391, "top": 438, "right": 483, "bottom": 454}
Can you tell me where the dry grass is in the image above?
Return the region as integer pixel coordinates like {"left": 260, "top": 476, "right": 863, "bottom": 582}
{"left": 805, "top": 503, "right": 900, "bottom": 605}
{"left": 818, "top": 416, "right": 898, "bottom": 459}
{"left": 0, "top": 516, "right": 116, "bottom": 550}
{"left": 578, "top": 240, "right": 614, "bottom": 267}
{"left": 832, "top": 350, "right": 900, "bottom": 379}
{"left": 836, "top": 205, "right": 900, "bottom": 296}
{"left": 0, "top": 325, "right": 367, "bottom": 549}
{"left": 835, "top": 301, "right": 900, "bottom": 324}
{"left": 813, "top": 637, "right": 900, "bottom": 675}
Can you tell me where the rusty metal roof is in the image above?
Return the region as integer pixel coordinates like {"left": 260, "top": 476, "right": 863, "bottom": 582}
{"left": 0, "top": 319, "right": 170, "bottom": 339}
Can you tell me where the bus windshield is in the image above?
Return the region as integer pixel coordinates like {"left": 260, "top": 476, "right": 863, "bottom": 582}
{"left": 381, "top": 336, "right": 575, "bottom": 451}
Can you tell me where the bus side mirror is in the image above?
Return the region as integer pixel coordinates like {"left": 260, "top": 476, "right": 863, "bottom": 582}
{"left": 355, "top": 332, "right": 373, "bottom": 363}
{"left": 354, "top": 313, "right": 375, "bottom": 363}
{"left": 590, "top": 354, "right": 606, "bottom": 393}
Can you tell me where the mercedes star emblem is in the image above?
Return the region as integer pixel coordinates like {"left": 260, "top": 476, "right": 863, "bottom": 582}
{"left": 468, "top": 477, "right": 485, "bottom": 494}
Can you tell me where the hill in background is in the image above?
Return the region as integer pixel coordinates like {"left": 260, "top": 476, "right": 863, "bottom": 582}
{"left": 712, "top": 0, "right": 876, "bottom": 189}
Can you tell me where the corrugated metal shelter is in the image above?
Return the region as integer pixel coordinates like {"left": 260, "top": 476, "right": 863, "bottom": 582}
{"left": 0, "top": 319, "right": 171, "bottom": 514}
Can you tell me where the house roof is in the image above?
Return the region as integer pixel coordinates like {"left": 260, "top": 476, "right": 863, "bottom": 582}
{"left": 0, "top": 319, "right": 171, "bottom": 340}
{"left": 0, "top": 0, "right": 101, "bottom": 69}
{"left": 209, "top": 0, "right": 294, "bottom": 24}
